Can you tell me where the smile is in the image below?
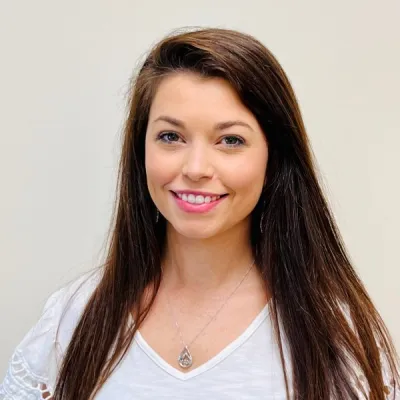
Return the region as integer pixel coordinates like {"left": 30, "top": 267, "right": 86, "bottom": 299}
{"left": 176, "top": 193, "right": 223, "bottom": 204}
{"left": 171, "top": 191, "right": 228, "bottom": 213}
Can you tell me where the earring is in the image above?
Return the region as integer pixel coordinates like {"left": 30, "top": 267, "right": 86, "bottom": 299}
{"left": 259, "top": 199, "right": 266, "bottom": 233}
{"left": 259, "top": 212, "right": 265, "bottom": 233}
{"left": 156, "top": 209, "right": 160, "bottom": 223}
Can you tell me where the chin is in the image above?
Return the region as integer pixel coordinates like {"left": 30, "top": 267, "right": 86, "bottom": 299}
{"left": 170, "top": 220, "right": 223, "bottom": 240}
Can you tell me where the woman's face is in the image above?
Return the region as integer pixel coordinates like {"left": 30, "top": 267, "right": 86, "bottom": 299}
{"left": 145, "top": 72, "right": 268, "bottom": 239}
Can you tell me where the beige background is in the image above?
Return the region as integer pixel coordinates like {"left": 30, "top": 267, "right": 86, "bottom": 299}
{"left": 0, "top": 0, "right": 399, "bottom": 376}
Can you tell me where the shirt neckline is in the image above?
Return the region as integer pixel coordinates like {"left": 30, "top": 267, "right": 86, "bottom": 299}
{"left": 133, "top": 301, "right": 271, "bottom": 381}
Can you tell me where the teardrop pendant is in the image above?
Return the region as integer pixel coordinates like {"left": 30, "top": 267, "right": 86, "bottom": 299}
{"left": 178, "top": 346, "right": 193, "bottom": 369}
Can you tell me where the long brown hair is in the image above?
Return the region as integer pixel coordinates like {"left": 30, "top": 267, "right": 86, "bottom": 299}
{"left": 53, "top": 27, "right": 399, "bottom": 399}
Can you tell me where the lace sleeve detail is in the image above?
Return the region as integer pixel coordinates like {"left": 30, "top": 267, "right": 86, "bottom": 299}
{"left": 379, "top": 340, "right": 398, "bottom": 399}
{"left": 354, "top": 340, "right": 399, "bottom": 399}
{"left": 0, "top": 270, "right": 101, "bottom": 400}
{"left": 0, "top": 288, "right": 65, "bottom": 400}
{"left": 0, "top": 350, "right": 53, "bottom": 399}
{"left": 336, "top": 301, "right": 399, "bottom": 399}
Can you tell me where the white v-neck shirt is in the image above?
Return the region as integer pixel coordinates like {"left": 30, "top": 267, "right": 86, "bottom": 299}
{"left": 0, "top": 270, "right": 395, "bottom": 399}
{"left": 95, "top": 302, "right": 291, "bottom": 399}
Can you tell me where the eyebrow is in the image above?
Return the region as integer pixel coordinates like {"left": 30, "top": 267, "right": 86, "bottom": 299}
{"left": 153, "top": 115, "right": 254, "bottom": 131}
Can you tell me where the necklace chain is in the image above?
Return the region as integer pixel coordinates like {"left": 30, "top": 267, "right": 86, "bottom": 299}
{"left": 165, "top": 260, "right": 255, "bottom": 367}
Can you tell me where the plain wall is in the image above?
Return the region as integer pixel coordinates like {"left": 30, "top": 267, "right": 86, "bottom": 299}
{"left": 0, "top": 0, "right": 399, "bottom": 377}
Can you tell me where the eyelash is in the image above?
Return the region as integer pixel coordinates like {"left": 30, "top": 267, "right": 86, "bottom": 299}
{"left": 156, "top": 131, "right": 245, "bottom": 148}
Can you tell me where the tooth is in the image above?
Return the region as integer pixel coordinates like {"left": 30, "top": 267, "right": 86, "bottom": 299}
{"left": 178, "top": 193, "right": 183, "bottom": 199}
{"left": 182, "top": 194, "right": 188, "bottom": 201}
{"left": 211, "top": 196, "right": 217, "bottom": 202}
{"left": 188, "top": 194, "right": 196, "bottom": 203}
{"left": 204, "top": 196, "right": 211, "bottom": 203}
{"left": 195, "top": 195, "right": 205, "bottom": 204}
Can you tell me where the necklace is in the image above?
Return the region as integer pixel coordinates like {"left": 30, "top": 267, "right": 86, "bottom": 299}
{"left": 165, "top": 260, "right": 255, "bottom": 369}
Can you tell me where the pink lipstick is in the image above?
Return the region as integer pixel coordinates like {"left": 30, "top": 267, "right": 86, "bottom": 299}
{"left": 170, "top": 191, "right": 228, "bottom": 214}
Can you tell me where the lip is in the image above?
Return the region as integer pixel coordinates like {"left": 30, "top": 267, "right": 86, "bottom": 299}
{"left": 170, "top": 191, "right": 228, "bottom": 214}
{"left": 172, "top": 189, "right": 227, "bottom": 197}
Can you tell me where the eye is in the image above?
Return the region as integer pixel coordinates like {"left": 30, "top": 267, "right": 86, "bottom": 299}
{"left": 220, "top": 135, "right": 245, "bottom": 147}
{"left": 157, "top": 131, "right": 182, "bottom": 144}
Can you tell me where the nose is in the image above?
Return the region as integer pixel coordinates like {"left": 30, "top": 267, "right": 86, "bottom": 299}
{"left": 181, "top": 142, "right": 214, "bottom": 182}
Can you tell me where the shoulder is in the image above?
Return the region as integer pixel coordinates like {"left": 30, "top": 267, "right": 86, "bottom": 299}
{"left": 18, "top": 266, "right": 103, "bottom": 351}
{"left": 0, "top": 267, "right": 103, "bottom": 399}
{"left": 47, "top": 267, "right": 103, "bottom": 349}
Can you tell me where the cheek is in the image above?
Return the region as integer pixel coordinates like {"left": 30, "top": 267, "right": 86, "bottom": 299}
{"left": 145, "top": 143, "right": 176, "bottom": 193}
{"left": 227, "top": 152, "right": 267, "bottom": 192}
{"left": 222, "top": 151, "right": 267, "bottom": 212}
{"left": 233, "top": 168, "right": 264, "bottom": 197}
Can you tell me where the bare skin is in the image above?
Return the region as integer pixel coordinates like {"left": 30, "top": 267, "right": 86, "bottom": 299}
{"left": 139, "top": 271, "right": 269, "bottom": 371}
{"left": 141, "top": 72, "right": 270, "bottom": 372}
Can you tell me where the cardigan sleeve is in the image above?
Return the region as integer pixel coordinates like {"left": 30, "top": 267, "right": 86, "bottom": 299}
{"left": 0, "top": 287, "right": 66, "bottom": 399}
{"left": 353, "top": 339, "right": 399, "bottom": 399}
{"left": 0, "top": 270, "right": 100, "bottom": 400}
{"left": 342, "top": 304, "right": 399, "bottom": 399}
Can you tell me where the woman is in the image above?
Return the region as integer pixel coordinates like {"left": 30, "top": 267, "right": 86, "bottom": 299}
{"left": 1, "top": 27, "right": 399, "bottom": 400}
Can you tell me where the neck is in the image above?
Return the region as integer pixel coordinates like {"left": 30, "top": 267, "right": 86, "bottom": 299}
{"left": 161, "top": 220, "right": 256, "bottom": 293}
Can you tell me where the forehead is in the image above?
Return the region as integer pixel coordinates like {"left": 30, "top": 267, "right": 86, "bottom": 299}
{"left": 148, "top": 72, "right": 258, "bottom": 125}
